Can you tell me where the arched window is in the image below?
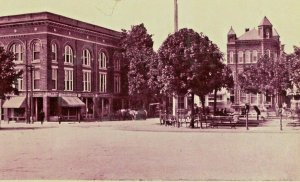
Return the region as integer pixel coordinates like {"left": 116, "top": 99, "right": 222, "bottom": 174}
{"left": 64, "top": 45, "right": 73, "bottom": 64}
{"left": 238, "top": 51, "right": 243, "bottom": 64}
{"left": 99, "top": 51, "right": 107, "bottom": 69}
{"left": 32, "top": 41, "right": 41, "bottom": 61}
{"left": 82, "top": 49, "right": 91, "bottom": 66}
{"left": 51, "top": 43, "right": 57, "bottom": 62}
{"left": 10, "top": 43, "right": 24, "bottom": 62}
{"left": 252, "top": 50, "right": 258, "bottom": 63}
{"left": 245, "top": 50, "right": 250, "bottom": 63}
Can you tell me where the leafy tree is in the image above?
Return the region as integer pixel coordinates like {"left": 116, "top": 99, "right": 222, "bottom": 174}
{"left": 210, "top": 62, "right": 234, "bottom": 115}
{"left": 0, "top": 47, "right": 23, "bottom": 99}
{"left": 158, "top": 28, "right": 221, "bottom": 128}
{"left": 238, "top": 55, "right": 290, "bottom": 106}
{"left": 118, "top": 24, "right": 156, "bottom": 109}
{"left": 289, "top": 46, "right": 300, "bottom": 90}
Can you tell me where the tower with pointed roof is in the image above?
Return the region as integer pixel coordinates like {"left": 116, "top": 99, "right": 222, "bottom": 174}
{"left": 258, "top": 16, "right": 273, "bottom": 39}
{"left": 227, "top": 26, "right": 236, "bottom": 42}
{"left": 226, "top": 16, "right": 283, "bottom": 110}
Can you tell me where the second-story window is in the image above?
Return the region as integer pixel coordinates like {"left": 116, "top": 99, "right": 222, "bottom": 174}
{"left": 33, "top": 42, "right": 40, "bottom": 61}
{"left": 99, "top": 72, "right": 107, "bottom": 93}
{"left": 99, "top": 52, "right": 107, "bottom": 69}
{"left": 114, "top": 59, "right": 120, "bottom": 71}
{"left": 10, "top": 43, "right": 23, "bottom": 62}
{"left": 83, "top": 70, "right": 91, "bottom": 92}
{"left": 82, "top": 49, "right": 91, "bottom": 66}
{"left": 51, "top": 43, "right": 57, "bottom": 62}
{"left": 114, "top": 74, "right": 121, "bottom": 93}
{"left": 52, "top": 67, "right": 58, "bottom": 90}
{"left": 64, "top": 68, "right": 73, "bottom": 91}
{"left": 33, "top": 69, "right": 40, "bottom": 90}
{"left": 64, "top": 45, "right": 73, "bottom": 64}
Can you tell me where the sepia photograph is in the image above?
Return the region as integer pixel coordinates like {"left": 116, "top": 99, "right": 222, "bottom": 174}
{"left": 0, "top": 0, "right": 300, "bottom": 180}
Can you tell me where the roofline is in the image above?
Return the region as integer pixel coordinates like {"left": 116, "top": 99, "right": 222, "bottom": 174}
{"left": 0, "top": 11, "right": 121, "bottom": 38}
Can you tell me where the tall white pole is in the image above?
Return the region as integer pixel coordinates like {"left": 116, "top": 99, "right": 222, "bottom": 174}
{"left": 174, "top": 0, "right": 178, "bottom": 32}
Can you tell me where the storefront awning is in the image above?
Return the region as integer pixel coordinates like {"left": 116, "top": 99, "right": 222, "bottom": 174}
{"left": 60, "top": 97, "right": 85, "bottom": 107}
{"left": 2, "top": 96, "right": 26, "bottom": 108}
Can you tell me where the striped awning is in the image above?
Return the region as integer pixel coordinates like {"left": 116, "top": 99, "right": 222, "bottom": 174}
{"left": 60, "top": 97, "right": 85, "bottom": 107}
{"left": 2, "top": 96, "right": 26, "bottom": 108}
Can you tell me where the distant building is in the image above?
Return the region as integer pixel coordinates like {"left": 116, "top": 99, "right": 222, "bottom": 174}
{"left": 227, "top": 16, "right": 283, "bottom": 109}
{"left": 0, "top": 12, "right": 126, "bottom": 122}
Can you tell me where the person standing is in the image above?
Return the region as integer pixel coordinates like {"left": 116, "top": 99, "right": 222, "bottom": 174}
{"left": 40, "top": 110, "right": 45, "bottom": 124}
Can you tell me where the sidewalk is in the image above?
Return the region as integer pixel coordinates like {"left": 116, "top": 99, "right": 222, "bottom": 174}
{"left": 1, "top": 117, "right": 299, "bottom": 133}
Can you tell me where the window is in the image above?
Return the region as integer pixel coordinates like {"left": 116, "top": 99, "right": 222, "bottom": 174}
{"left": 32, "top": 42, "right": 40, "bottom": 61}
{"left": 229, "top": 51, "right": 234, "bottom": 64}
{"left": 114, "top": 59, "right": 120, "bottom": 71}
{"left": 51, "top": 43, "right": 57, "bottom": 62}
{"left": 238, "top": 51, "right": 243, "bottom": 64}
{"left": 52, "top": 67, "right": 58, "bottom": 90}
{"left": 64, "top": 69, "right": 73, "bottom": 91}
{"left": 245, "top": 50, "right": 250, "bottom": 63}
{"left": 64, "top": 45, "right": 73, "bottom": 64}
{"left": 16, "top": 70, "right": 24, "bottom": 91}
{"left": 99, "top": 72, "right": 107, "bottom": 93}
{"left": 33, "top": 69, "right": 40, "bottom": 90}
{"left": 114, "top": 75, "right": 121, "bottom": 93}
{"left": 178, "top": 96, "right": 185, "bottom": 109}
{"left": 266, "top": 29, "right": 270, "bottom": 39}
{"left": 10, "top": 43, "right": 23, "bottom": 62}
{"left": 274, "top": 52, "right": 277, "bottom": 60}
{"left": 252, "top": 50, "right": 258, "bottom": 63}
{"left": 82, "top": 49, "right": 91, "bottom": 66}
{"left": 83, "top": 71, "right": 91, "bottom": 92}
{"left": 99, "top": 52, "right": 107, "bottom": 69}
{"left": 266, "top": 49, "right": 271, "bottom": 57}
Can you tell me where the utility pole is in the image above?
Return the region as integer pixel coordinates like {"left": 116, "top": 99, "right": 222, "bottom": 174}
{"left": 174, "top": 0, "right": 178, "bottom": 32}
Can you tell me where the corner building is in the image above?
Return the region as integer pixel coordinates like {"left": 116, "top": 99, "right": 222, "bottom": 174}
{"left": 227, "top": 16, "right": 283, "bottom": 109}
{"left": 0, "top": 12, "right": 126, "bottom": 122}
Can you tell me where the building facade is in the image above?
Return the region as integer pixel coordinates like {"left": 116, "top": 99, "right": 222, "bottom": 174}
{"left": 227, "top": 16, "right": 282, "bottom": 109}
{"left": 0, "top": 12, "right": 126, "bottom": 122}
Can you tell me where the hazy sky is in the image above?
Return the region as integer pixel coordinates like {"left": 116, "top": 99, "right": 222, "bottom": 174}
{"left": 0, "top": 0, "right": 299, "bottom": 54}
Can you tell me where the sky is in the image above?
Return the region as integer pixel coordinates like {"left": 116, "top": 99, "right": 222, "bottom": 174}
{"left": 0, "top": 0, "right": 300, "bottom": 54}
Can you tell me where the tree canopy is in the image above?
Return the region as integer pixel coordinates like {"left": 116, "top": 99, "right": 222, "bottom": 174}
{"left": 0, "top": 47, "right": 23, "bottom": 99}
{"left": 118, "top": 23, "right": 157, "bottom": 109}
{"left": 238, "top": 54, "right": 291, "bottom": 99}
{"left": 157, "top": 28, "right": 230, "bottom": 127}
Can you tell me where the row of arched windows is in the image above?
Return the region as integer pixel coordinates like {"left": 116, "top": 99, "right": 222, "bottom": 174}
{"left": 229, "top": 49, "right": 276, "bottom": 64}
{"left": 7, "top": 42, "right": 109, "bottom": 69}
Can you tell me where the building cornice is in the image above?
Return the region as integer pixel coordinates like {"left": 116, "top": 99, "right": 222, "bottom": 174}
{"left": 0, "top": 31, "right": 118, "bottom": 48}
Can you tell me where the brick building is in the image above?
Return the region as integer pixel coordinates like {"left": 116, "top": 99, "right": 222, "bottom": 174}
{"left": 0, "top": 12, "right": 126, "bottom": 122}
{"left": 227, "top": 16, "right": 283, "bottom": 109}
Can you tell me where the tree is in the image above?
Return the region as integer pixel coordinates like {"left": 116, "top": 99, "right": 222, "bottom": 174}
{"left": 238, "top": 55, "right": 291, "bottom": 107}
{"left": 210, "top": 62, "right": 234, "bottom": 115}
{"left": 289, "top": 46, "right": 300, "bottom": 90}
{"left": 118, "top": 24, "right": 156, "bottom": 109}
{"left": 0, "top": 47, "right": 23, "bottom": 99}
{"left": 158, "top": 28, "right": 220, "bottom": 128}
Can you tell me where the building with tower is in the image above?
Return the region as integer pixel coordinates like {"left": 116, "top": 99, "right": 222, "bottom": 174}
{"left": 227, "top": 16, "right": 283, "bottom": 109}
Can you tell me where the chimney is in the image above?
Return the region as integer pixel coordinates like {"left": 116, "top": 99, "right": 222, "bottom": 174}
{"left": 245, "top": 28, "right": 250, "bottom": 32}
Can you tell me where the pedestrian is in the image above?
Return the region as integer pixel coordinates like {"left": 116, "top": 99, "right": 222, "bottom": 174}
{"left": 40, "top": 110, "right": 45, "bottom": 124}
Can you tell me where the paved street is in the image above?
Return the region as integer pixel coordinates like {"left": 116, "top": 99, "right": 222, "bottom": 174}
{"left": 0, "top": 118, "right": 299, "bottom": 180}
